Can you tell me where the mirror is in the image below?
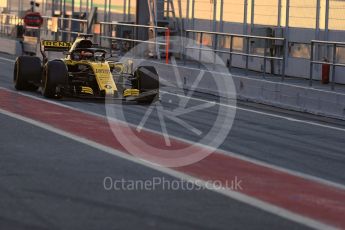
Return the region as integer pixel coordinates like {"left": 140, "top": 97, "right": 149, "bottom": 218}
{"left": 127, "top": 60, "right": 133, "bottom": 73}
{"left": 95, "top": 54, "right": 105, "bottom": 62}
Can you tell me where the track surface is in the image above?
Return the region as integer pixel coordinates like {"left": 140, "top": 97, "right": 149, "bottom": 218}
{"left": 1, "top": 53, "right": 345, "bottom": 229}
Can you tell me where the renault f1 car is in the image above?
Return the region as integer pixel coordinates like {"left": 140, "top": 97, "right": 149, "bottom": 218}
{"left": 13, "top": 35, "right": 159, "bottom": 103}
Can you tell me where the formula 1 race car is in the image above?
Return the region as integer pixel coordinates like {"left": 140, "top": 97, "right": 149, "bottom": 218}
{"left": 13, "top": 35, "right": 159, "bottom": 103}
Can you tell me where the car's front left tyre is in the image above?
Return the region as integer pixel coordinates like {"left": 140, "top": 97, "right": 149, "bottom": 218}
{"left": 42, "top": 60, "right": 68, "bottom": 98}
{"left": 133, "top": 66, "right": 160, "bottom": 104}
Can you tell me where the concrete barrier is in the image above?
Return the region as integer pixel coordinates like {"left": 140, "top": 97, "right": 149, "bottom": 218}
{"left": 0, "top": 37, "right": 21, "bottom": 56}
{"left": 153, "top": 61, "right": 345, "bottom": 120}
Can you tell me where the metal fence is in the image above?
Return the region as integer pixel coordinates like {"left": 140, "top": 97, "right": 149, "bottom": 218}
{"left": 310, "top": 40, "right": 345, "bottom": 90}
{"left": 41, "top": 16, "right": 88, "bottom": 41}
{"left": 0, "top": 13, "right": 88, "bottom": 41}
{"left": 184, "top": 29, "right": 286, "bottom": 79}
{"left": 3, "top": 10, "right": 345, "bottom": 90}
{"left": 0, "top": 13, "right": 23, "bottom": 37}
{"left": 99, "top": 21, "right": 171, "bottom": 64}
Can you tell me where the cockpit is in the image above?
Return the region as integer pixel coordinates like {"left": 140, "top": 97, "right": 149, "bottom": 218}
{"left": 70, "top": 48, "right": 107, "bottom": 61}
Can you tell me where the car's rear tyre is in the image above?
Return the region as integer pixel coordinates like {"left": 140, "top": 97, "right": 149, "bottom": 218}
{"left": 42, "top": 60, "right": 68, "bottom": 98}
{"left": 13, "top": 56, "right": 41, "bottom": 91}
{"left": 133, "top": 66, "right": 159, "bottom": 104}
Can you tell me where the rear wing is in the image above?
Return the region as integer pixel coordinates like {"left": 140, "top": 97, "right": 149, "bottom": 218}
{"left": 41, "top": 40, "right": 72, "bottom": 52}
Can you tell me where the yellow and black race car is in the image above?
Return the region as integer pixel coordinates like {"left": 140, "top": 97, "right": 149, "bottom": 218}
{"left": 13, "top": 35, "right": 159, "bottom": 103}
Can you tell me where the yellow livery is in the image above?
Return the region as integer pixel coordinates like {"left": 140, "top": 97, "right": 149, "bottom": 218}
{"left": 14, "top": 35, "right": 159, "bottom": 103}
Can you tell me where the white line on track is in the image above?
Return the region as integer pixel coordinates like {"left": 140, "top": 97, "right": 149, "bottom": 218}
{"left": 2, "top": 86, "right": 345, "bottom": 192}
{"left": 161, "top": 90, "right": 345, "bottom": 133}
{"left": 0, "top": 57, "right": 15, "bottom": 63}
{"left": 153, "top": 60, "right": 345, "bottom": 97}
{"left": 0, "top": 108, "right": 337, "bottom": 230}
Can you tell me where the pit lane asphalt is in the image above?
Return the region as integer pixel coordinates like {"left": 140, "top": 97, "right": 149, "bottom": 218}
{"left": 1, "top": 53, "right": 345, "bottom": 185}
{"left": 0, "top": 53, "right": 343, "bottom": 229}
{"left": 1, "top": 113, "right": 309, "bottom": 230}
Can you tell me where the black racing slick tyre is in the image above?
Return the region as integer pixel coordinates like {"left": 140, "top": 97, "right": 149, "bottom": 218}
{"left": 42, "top": 60, "right": 68, "bottom": 98}
{"left": 13, "top": 56, "right": 41, "bottom": 91}
{"left": 134, "top": 66, "right": 159, "bottom": 104}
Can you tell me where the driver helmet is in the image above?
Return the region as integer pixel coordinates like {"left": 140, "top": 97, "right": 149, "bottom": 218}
{"left": 80, "top": 51, "right": 93, "bottom": 59}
